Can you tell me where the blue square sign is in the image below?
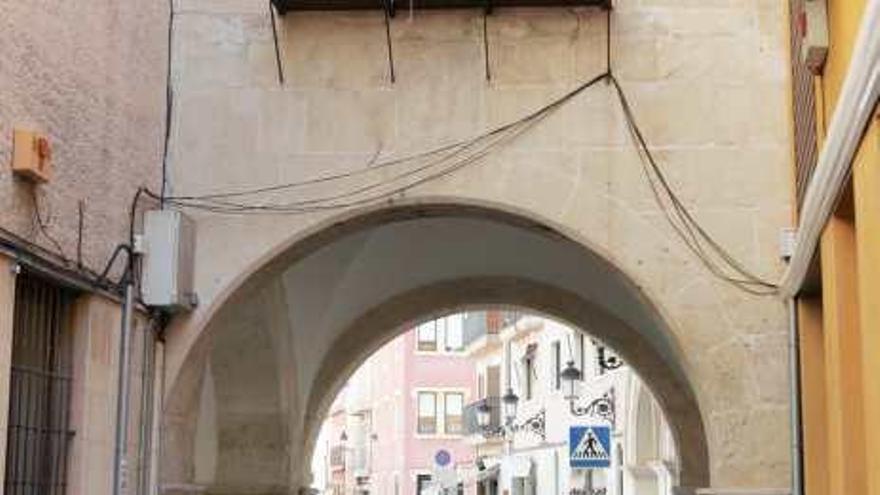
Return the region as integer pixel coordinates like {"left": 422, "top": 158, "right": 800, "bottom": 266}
{"left": 569, "top": 425, "right": 612, "bottom": 468}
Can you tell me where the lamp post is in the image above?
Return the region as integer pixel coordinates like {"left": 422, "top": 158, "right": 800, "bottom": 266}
{"left": 476, "top": 400, "right": 492, "bottom": 429}
{"left": 561, "top": 360, "right": 582, "bottom": 401}
{"left": 501, "top": 387, "right": 519, "bottom": 425}
{"left": 560, "top": 360, "right": 616, "bottom": 425}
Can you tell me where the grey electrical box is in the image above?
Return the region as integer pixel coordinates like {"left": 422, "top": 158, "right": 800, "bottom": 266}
{"left": 141, "top": 210, "right": 197, "bottom": 310}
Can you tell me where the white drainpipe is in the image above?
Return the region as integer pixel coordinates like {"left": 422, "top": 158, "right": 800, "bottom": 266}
{"left": 780, "top": 0, "right": 880, "bottom": 297}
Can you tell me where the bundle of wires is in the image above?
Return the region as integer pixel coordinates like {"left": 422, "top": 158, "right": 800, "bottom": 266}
{"left": 152, "top": 72, "right": 610, "bottom": 215}
{"left": 149, "top": 69, "right": 777, "bottom": 296}
{"left": 607, "top": 74, "right": 778, "bottom": 296}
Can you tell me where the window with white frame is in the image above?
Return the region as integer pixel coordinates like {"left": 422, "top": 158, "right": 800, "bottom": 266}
{"left": 416, "top": 390, "right": 465, "bottom": 435}
{"left": 417, "top": 391, "right": 437, "bottom": 433}
{"left": 416, "top": 315, "right": 468, "bottom": 354}
{"left": 444, "top": 392, "right": 464, "bottom": 434}
{"left": 417, "top": 321, "right": 438, "bottom": 352}
{"left": 445, "top": 314, "right": 464, "bottom": 351}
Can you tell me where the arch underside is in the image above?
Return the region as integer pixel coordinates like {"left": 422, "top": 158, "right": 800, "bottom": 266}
{"left": 161, "top": 203, "right": 710, "bottom": 494}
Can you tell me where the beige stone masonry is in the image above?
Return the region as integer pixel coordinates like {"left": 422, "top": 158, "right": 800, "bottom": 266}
{"left": 162, "top": 0, "right": 795, "bottom": 492}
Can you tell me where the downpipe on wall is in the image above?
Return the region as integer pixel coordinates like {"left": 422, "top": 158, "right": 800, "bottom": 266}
{"left": 787, "top": 297, "right": 803, "bottom": 495}
{"left": 113, "top": 272, "right": 135, "bottom": 495}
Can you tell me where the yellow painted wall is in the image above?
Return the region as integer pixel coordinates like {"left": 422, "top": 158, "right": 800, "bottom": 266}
{"left": 801, "top": 0, "right": 880, "bottom": 495}
{"left": 819, "top": 215, "right": 866, "bottom": 495}
{"left": 797, "top": 298, "right": 828, "bottom": 495}
{"left": 802, "top": 2, "right": 879, "bottom": 495}
{"left": 821, "top": 0, "right": 867, "bottom": 117}
{"left": 853, "top": 118, "right": 880, "bottom": 495}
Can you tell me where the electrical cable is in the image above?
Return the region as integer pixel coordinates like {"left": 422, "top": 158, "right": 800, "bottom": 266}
{"left": 483, "top": 8, "right": 491, "bottom": 81}
{"left": 163, "top": 71, "right": 609, "bottom": 207}
{"left": 160, "top": 0, "right": 175, "bottom": 207}
{"left": 269, "top": 0, "right": 285, "bottom": 85}
{"left": 166, "top": 119, "right": 521, "bottom": 212}
{"left": 30, "top": 187, "right": 68, "bottom": 262}
{"left": 157, "top": 72, "right": 605, "bottom": 214}
{"left": 77, "top": 200, "right": 85, "bottom": 269}
{"left": 605, "top": 5, "right": 611, "bottom": 74}
{"left": 96, "top": 244, "right": 133, "bottom": 288}
{"left": 146, "top": 16, "right": 776, "bottom": 297}
{"left": 382, "top": 0, "right": 396, "bottom": 83}
{"left": 152, "top": 115, "right": 536, "bottom": 214}
{"left": 608, "top": 74, "right": 779, "bottom": 295}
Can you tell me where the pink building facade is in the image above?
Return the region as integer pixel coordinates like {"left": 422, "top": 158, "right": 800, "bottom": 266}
{"left": 317, "top": 315, "right": 476, "bottom": 495}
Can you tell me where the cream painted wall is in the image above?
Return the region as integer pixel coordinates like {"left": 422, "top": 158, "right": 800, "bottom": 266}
{"left": 0, "top": 1, "right": 167, "bottom": 277}
{"left": 0, "top": 257, "right": 17, "bottom": 491}
{"left": 163, "top": 0, "right": 795, "bottom": 493}
{"left": 67, "top": 294, "right": 155, "bottom": 495}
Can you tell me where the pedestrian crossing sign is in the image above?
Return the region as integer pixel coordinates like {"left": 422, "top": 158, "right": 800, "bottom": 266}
{"left": 569, "top": 425, "right": 612, "bottom": 468}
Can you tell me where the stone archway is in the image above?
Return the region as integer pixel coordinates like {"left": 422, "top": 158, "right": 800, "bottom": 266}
{"left": 303, "top": 277, "right": 708, "bottom": 490}
{"left": 159, "top": 200, "right": 763, "bottom": 495}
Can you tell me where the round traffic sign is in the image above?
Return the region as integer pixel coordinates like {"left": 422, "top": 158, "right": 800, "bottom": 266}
{"left": 434, "top": 449, "right": 452, "bottom": 467}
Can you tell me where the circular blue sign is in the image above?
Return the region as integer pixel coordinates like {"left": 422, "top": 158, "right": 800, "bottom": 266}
{"left": 435, "top": 449, "right": 452, "bottom": 467}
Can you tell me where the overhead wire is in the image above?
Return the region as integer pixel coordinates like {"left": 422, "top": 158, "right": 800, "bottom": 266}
{"left": 165, "top": 72, "right": 606, "bottom": 204}
{"left": 608, "top": 74, "right": 778, "bottom": 295}
{"left": 269, "top": 0, "right": 285, "bottom": 86}
{"left": 148, "top": 10, "right": 777, "bottom": 296}
{"left": 155, "top": 111, "right": 541, "bottom": 214}
{"left": 160, "top": 0, "right": 175, "bottom": 207}
{"left": 165, "top": 116, "right": 527, "bottom": 212}
{"left": 161, "top": 71, "right": 609, "bottom": 212}
{"left": 30, "top": 187, "right": 68, "bottom": 262}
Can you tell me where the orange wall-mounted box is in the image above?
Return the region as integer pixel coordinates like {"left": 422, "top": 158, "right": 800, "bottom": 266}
{"left": 11, "top": 129, "right": 52, "bottom": 183}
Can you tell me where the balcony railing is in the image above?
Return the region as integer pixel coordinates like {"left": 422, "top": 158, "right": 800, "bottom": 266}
{"left": 463, "top": 311, "right": 522, "bottom": 347}
{"left": 463, "top": 397, "right": 502, "bottom": 436}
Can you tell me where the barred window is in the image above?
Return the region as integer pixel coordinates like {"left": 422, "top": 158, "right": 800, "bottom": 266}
{"left": 5, "top": 274, "right": 76, "bottom": 495}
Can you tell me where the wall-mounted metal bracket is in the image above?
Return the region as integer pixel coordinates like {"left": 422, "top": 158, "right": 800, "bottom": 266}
{"left": 381, "top": 0, "right": 396, "bottom": 83}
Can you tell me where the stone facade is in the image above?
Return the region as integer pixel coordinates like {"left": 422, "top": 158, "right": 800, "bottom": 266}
{"left": 162, "top": 0, "right": 795, "bottom": 493}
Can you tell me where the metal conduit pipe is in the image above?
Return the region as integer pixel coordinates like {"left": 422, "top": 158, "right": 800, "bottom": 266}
{"left": 137, "top": 324, "right": 158, "bottom": 495}
{"left": 788, "top": 298, "right": 803, "bottom": 495}
{"left": 113, "top": 276, "right": 135, "bottom": 495}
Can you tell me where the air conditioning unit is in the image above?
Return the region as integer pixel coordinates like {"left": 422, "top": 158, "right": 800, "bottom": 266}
{"left": 141, "top": 210, "right": 197, "bottom": 310}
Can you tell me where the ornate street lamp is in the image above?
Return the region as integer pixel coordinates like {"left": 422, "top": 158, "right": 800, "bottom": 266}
{"left": 560, "top": 360, "right": 616, "bottom": 424}
{"left": 560, "top": 360, "right": 582, "bottom": 400}
{"left": 501, "top": 387, "right": 519, "bottom": 424}
{"left": 476, "top": 399, "right": 492, "bottom": 429}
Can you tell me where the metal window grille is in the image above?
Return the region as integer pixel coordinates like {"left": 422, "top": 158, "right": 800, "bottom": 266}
{"left": 4, "top": 274, "right": 76, "bottom": 495}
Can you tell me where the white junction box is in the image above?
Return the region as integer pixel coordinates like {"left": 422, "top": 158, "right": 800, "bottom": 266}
{"left": 141, "top": 210, "right": 197, "bottom": 310}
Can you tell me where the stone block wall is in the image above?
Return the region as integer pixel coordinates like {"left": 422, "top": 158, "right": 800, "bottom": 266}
{"left": 165, "top": 0, "right": 795, "bottom": 491}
